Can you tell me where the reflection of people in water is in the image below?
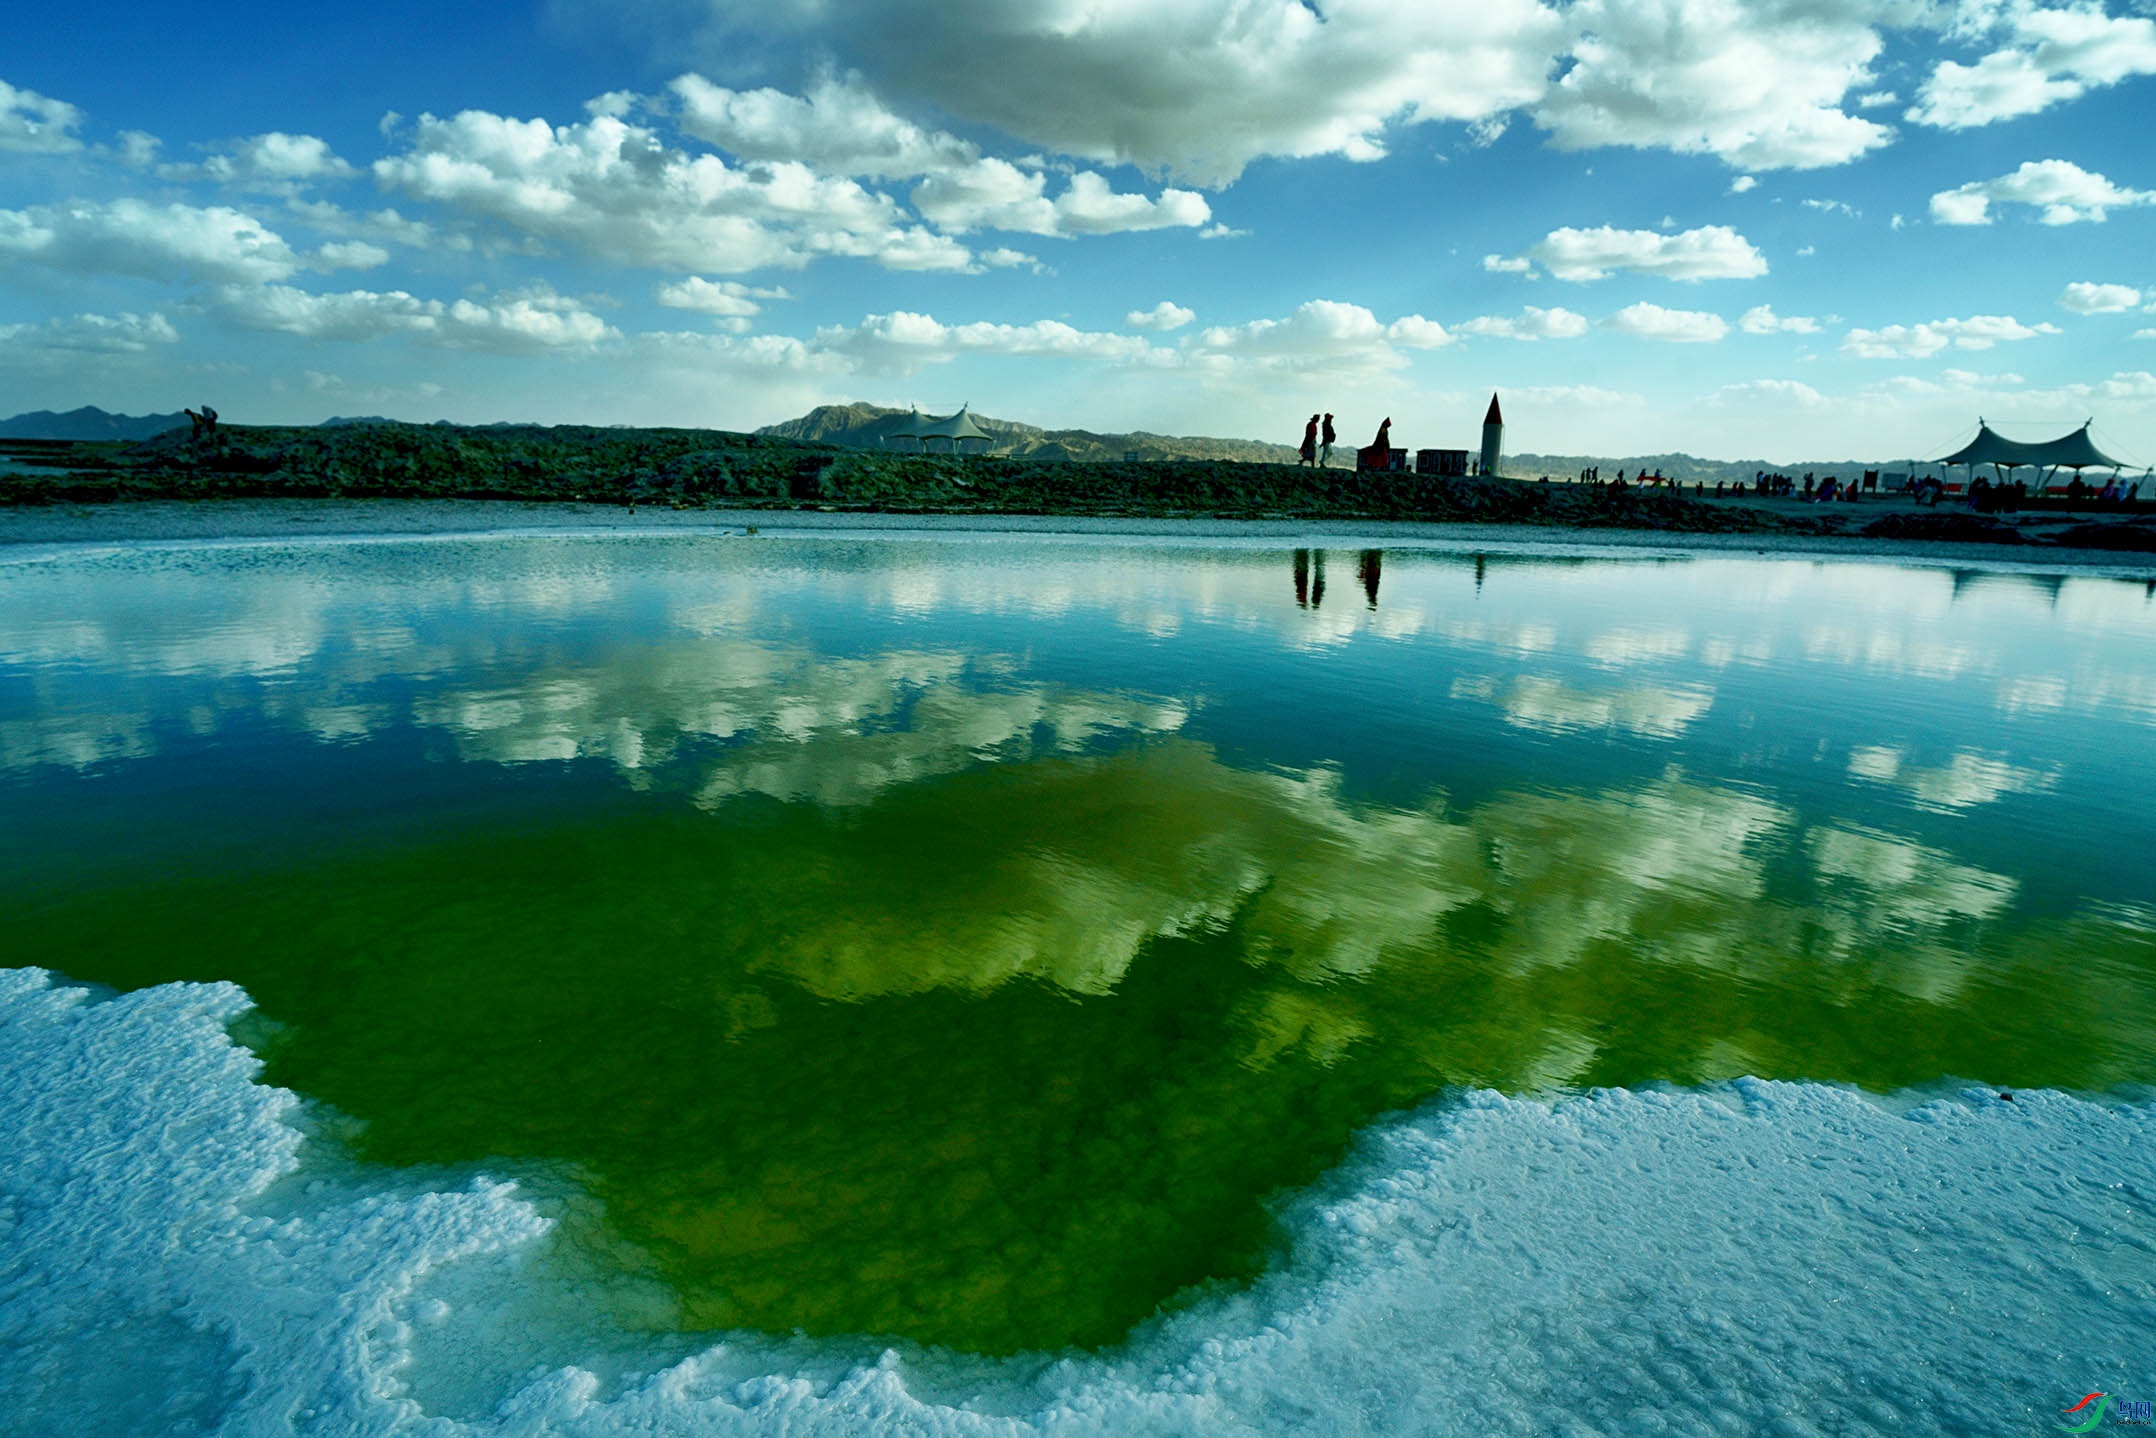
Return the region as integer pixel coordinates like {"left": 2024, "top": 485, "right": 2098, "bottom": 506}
{"left": 1357, "top": 550, "right": 1381, "bottom": 609}
{"left": 1291, "top": 549, "right": 1326, "bottom": 608}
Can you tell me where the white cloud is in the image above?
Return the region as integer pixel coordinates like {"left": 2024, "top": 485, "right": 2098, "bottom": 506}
{"left": 1600, "top": 302, "right": 1729, "bottom": 342}
{"left": 1727, "top": 175, "right": 1758, "bottom": 194}
{"left": 693, "top": 0, "right": 1565, "bottom": 186}
{"left": 212, "top": 283, "right": 618, "bottom": 353}
{"left": 670, "top": 70, "right": 979, "bottom": 179}
{"left": 1738, "top": 304, "right": 1821, "bottom": 335}
{"left": 815, "top": 310, "right": 1164, "bottom": 376}
{"left": 0, "top": 310, "right": 179, "bottom": 358}
{"left": 910, "top": 163, "right": 1209, "bottom": 238}
{"left": 2059, "top": 281, "right": 2143, "bottom": 314}
{"left": 1127, "top": 301, "right": 1195, "bottom": 332}
{"left": 313, "top": 240, "right": 390, "bottom": 271}
{"left": 655, "top": 276, "right": 790, "bottom": 317}
{"left": 116, "top": 130, "right": 161, "bottom": 167}
{"left": 1483, "top": 253, "right": 1537, "bottom": 275}
{"left": 1930, "top": 159, "right": 2155, "bottom": 225}
{"left": 676, "top": 71, "right": 1209, "bottom": 239}
{"left": 1841, "top": 314, "right": 2061, "bottom": 359}
{"left": 0, "top": 79, "right": 83, "bottom": 154}
{"left": 161, "top": 132, "right": 355, "bottom": 188}
{"left": 1455, "top": 306, "right": 1590, "bottom": 340}
{"left": 373, "top": 108, "right": 971, "bottom": 273}
{"left": 1910, "top": 4, "right": 2156, "bottom": 129}
{"left": 1530, "top": 0, "right": 1893, "bottom": 170}
{"left": 283, "top": 200, "right": 441, "bottom": 253}
{"left": 1186, "top": 301, "right": 1452, "bottom": 371}
{"left": 1801, "top": 198, "right": 1860, "bottom": 217}
{"left": 1519, "top": 224, "right": 1766, "bottom": 282}
{"left": 1711, "top": 378, "right": 1824, "bottom": 407}
{"left": 0, "top": 198, "right": 304, "bottom": 284}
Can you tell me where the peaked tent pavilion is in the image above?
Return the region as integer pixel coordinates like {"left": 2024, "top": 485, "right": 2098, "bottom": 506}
{"left": 883, "top": 405, "right": 993, "bottom": 455}
{"left": 881, "top": 408, "right": 933, "bottom": 450}
{"left": 1935, "top": 419, "right": 2147, "bottom": 484}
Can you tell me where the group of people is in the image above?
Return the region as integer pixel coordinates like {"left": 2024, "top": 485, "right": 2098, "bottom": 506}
{"left": 1296, "top": 414, "right": 1397, "bottom": 470}
{"left": 1296, "top": 414, "right": 1336, "bottom": 467}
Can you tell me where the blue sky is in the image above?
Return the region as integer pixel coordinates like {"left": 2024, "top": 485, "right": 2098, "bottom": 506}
{"left": 5, "top": 0, "right": 2156, "bottom": 463}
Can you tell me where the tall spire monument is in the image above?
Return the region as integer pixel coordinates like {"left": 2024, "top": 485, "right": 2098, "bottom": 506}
{"left": 1479, "top": 393, "right": 1503, "bottom": 478}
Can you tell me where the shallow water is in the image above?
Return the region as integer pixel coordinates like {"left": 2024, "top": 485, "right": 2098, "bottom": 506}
{"left": 4, "top": 531, "right": 2155, "bottom": 1426}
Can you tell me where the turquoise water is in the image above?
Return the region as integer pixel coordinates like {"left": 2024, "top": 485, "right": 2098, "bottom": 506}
{"left": 3, "top": 530, "right": 2154, "bottom": 1430}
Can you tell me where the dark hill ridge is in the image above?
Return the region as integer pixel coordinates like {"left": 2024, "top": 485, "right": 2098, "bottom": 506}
{"left": 0, "top": 406, "right": 188, "bottom": 441}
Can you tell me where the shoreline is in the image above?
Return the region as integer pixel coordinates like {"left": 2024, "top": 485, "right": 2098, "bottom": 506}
{"left": 5, "top": 496, "right": 2156, "bottom": 575}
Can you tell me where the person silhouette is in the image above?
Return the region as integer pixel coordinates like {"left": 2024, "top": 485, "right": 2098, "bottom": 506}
{"left": 1356, "top": 418, "right": 1392, "bottom": 470}
{"left": 1299, "top": 415, "right": 1318, "bottom": 467}
{"left": 1320, "top": 413, "right": 1336, "bottom": 468}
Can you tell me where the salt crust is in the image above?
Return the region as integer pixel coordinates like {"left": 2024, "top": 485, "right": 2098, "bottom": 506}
{"left": 4, "top": 966, "right": 2152, "bottom": 1436}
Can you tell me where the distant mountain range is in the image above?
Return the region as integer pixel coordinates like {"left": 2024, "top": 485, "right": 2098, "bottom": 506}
{"left": 756, "top": 403, "right": 1301, "bottom": 465}
{"left": 0, "top": 406, "right": 187, "bottom": 441}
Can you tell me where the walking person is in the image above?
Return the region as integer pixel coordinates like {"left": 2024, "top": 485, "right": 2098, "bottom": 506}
{"left": 1319, "top": 414, "right": 1336, "bottom": 468}
{"left": 1298, "top": 414, "right": 1318, "bottom": 467}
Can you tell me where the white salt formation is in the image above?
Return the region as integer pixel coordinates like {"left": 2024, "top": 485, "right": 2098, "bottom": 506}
{"left": 4, "top": 966, "right": 2152, "bottom": 1435}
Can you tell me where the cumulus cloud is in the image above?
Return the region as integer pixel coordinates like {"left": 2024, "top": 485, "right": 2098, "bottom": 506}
{"left": 910, "top": 163, "right": 1210, "bottom": 238}
{"left": 670, "top": 70, "right": 979, "bottom": 179}
{"left": 691, "top": 0, "right": 1565, "bottom": 186}
{"left": 1127, "top": 301, "right": 1195, "bottom": 332}
{"left": 0, "top": 78, "right": 82, "bottom": 154}
{"left": 0, "top": 310, "right": 179, "bottom": 358}
{"left": 674, "top": 72, "right": 1209, "bottom": 238}
{"left": 1455, "top": 306, "right": 1590, "bottom": 340}
{"left": 1841, "top": 314, "right": 2061, "bottom": 359}
{"left": 1186, "top": 300, "right": 1452, "bottom": 372}
{"left": 1910, "top": 4, "right": 2156, "bottom": 129}
{"left": 1711, "top": 378, "right": 1824, "bottom": 407}
{"left": 0, "top": 198, "right": 304, "bottom": 284}
{"left": 373, "top": 108, "right": 972, "bottom": 273}
{"left": 212, "top": 283, "right": 618, "bottom": 353}
{"left": 1517, "top": 224, "right": 1766, "bottom": 282}
{"left": 2059, "top": 281, "right": 2143, "bottom": 314}
{"left": 160, "top": 132, "right": 356, "bottom": 188}
{"left": 1930, "top": 159, "right": 2155, "bottom": 225}
{"left": 1483, "top": 254, "right": 1537, "bottom": 275}
{"left": 1600, "top": 302, "right": 1729, "bottom": 342}
{"left": 1531, "top": 0, "right": 1893, "bottom": 170}
{"left": 655, "top": 276, "right": 791, "bottom": 317}
{"left": 815, "top": 311, "right": 1163, "bottom": 376}
{"left": 1738, "top": 304, "right": 1821, "bottom": 334}
{"left": 1727, "top": 175, "right": 1759, "bottom": 194}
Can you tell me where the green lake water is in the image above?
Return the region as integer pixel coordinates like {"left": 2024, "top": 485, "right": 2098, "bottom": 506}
{"left": 5, "top": 531, "right": 2154, "bottom": 1358}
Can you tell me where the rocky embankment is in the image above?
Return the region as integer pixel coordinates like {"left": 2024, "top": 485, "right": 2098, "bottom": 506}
{"left": 5, "top": 422, "right": 2153, "bottom": 552}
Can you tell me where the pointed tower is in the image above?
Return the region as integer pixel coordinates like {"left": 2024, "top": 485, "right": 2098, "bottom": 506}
{"left": 1479, "top": 393, "right": 1504, "bottom": 479}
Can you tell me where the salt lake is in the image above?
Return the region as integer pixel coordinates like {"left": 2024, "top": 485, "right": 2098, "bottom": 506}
{"left": 4, "top": 526, "right": 2153, "bottom": 1434}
